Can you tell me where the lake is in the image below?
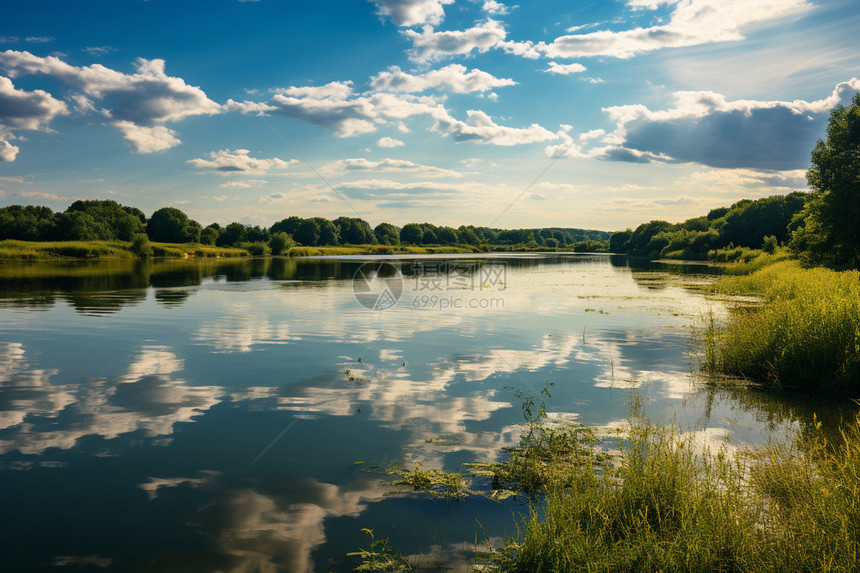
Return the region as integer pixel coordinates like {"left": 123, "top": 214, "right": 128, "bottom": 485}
{"left": 0, "top": 254, "right": 833, "bottom": 572}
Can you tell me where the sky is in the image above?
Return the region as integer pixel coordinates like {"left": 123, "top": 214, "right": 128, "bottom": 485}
{"left": 1, "top": 0, "right": 859, "bottom": 231}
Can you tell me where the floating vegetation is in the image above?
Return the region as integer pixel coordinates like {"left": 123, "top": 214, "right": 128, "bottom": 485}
{"left": 394, "top": 466, "right": 468, "bottom": 501}
{"left": 343, "top": 368, "right": 368, "bottom": 383}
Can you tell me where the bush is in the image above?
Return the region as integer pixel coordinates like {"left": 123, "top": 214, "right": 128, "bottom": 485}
{"left": 268, "top": 232, "right": 295, "bottom": 255}
{"left": 130, "top": 234, "right": 153, "bottom": 258}
{"left": 762, "top": 235, "right": 778, "bottom": 254}
{"left": 240, "top": 241, "right": 271, "bottom": 256}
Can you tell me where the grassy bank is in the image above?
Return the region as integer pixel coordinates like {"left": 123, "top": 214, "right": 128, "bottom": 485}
{"left": 705, "top": 256, "right": 860, "bottom": 392}
{"left": 486, "top": 408, "right": 860, "bottom": 573}
{"left": 0, "top": 239, "right": 249, "bottom": 260}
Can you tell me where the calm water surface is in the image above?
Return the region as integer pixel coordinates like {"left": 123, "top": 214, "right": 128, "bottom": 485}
{"left": 0, "top": 254, "right": 826, "bottom": 572}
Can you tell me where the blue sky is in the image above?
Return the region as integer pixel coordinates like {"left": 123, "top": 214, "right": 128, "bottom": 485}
{"left": 1, "top": 0, "right": 858, "bottom": 230}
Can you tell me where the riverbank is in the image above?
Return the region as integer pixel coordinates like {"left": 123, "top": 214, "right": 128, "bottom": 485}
{"left": 705, "top": 253, "right": 860, "bottom": 393}
{"left": 0, "top": 239, "right": 611, "bottom": 261}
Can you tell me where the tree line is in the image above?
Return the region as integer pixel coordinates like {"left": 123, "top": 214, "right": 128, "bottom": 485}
{"left": 0, "top": 201, "right": 610, "bottom": 252}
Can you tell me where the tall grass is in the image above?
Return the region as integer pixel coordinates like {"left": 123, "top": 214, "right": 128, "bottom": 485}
{"left": 706, "top": 259, "right": 860, "bottom": 392}
{"left": 491, "top": 408, "right": 860, "bottom": 573}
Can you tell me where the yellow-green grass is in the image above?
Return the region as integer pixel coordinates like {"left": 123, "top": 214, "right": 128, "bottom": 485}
{"left": 0, "top": 239, "right": 249, "bottom": 260}
{"left": 492, "top": 410, "right": 860, "bottom": 573}
{"left": 706, "top": 259, "right": 860, "bottom": 392}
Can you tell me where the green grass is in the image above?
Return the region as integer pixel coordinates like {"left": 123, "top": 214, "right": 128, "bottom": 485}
{"left": 705, "top": 259, "right": 860, "bottom": 392}
{"left": 0, "top": 239, "right": 250, "bottom": 260}
{"left": 482, "top": 406, "right": 860, "bottom": 573}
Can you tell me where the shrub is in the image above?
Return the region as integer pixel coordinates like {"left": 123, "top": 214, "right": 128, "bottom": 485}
{"left": 130, "top": 234, "right": 153, "bottom": 258}
{"left": 268, "top": 232, "right": 295, "bottom": 255}
{"left": 240, "top": 241, "right": 271, "bottom": 256}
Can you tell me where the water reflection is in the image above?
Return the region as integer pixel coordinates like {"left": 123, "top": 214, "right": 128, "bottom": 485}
{"left": 1, "top": 254, "right": 848, "bottom": 572}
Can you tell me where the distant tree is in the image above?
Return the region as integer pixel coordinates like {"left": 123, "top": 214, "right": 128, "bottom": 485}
{"left": 609, "top": 230, "right": 632, "bottom": 253}
{"left": 374, "top": 222, "right": 400, "bottom": 245}
{"left": 217, "top": 222, "right": 248, "bottom": 246}
{"left": 334, "top": 216, "right": 374, "bottom": 244}
{"left": 419, "top": 223, "right": 438, "bottom": 245}
{"left": 57, "top": 211, "right": 116, "bottom": 241}
{"left": 802, "top": 92, "right": 860, "bottom": 266}
{"left": 457, "top": 225, "right": 480, "bottom": 245}
{"left": 313, "top": 217, "right": 340, "bottom": 245}
{"left": 544, "top": 237, "right": 559, "bottom": 249}
{"left": 269, "top": 231, "right": 295, "bottom": 255}
{"left": 200, "top": 224, "right": 221, "bottom": 245}
{"left": 400, "top": 223, "right": 424, "bottom": 245}
{"left": 0, "top": 205, "right": 58, "bottom": 240}
{"left": 122, "top": 206, "right": 147, "bottom": 225}
{"left": 146, "top": 207, "right": 201, "bottom": 243}
{"left": 295, "top": 218, "right": 321, "bottom": 246}
{"left": 437, "top": 226, "right": 459, "bottom": 245}
{"left": 271, "top": 216, "right": 304, "bottom": 237}
{"left": 246, "top": 225, "right": 271, "bottom": 243}
{"left": 67, "top": 199, "right": 144, "bottom": 241}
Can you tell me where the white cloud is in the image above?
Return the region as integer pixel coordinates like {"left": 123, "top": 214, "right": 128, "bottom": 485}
{"left": 322, "top": 157, "right": 463, "bottom": 178}
{"left": 370, "top": 0, "right": 455, "bottom": 26}
{"left": 626, "top": 0, "right": 680, "bottom": 9}
{"left": 483, "top": 0, "right": 510, "bottom": 15}
{"left": 544, "top": 61, "right": 587, "bottom": 75}
{"left": 599, "top": 78, "right": 860, "bottom": 169}
{"left": 113, "top": 122, "right": 180, "bottom": 153}
{"left": 188, "top": 149, "right": 298, "bottom": 175}
{"left": 377, "top": 136, "right": 404, "bottom": 148}
{"left": 0, "top": 50, "right": 221, "bottom": 152}
{"left": 229, "top": 76, "right": 556, "bottom": 147}
{"left": 370, "top": 64, "right": 515, "bottom": 93}
{"left": 0, "top": 74, "right": 68, "bottom": 161}
{"left": 228, "top": 81, "right": 446, "bottom": 137}
{"left": 541, "top": 0, "right": 811, "bottom": 59}
{"left": 220, "top": 179, "right": 268, "bottom": 189}
{"left": 433, "top": 109, "right": 558, "bottom": 146}
{"left": 404, "top": 19, "right": 507, "bottom": 63}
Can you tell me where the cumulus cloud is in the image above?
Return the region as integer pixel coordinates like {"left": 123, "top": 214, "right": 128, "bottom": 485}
{"left": 0, "top": 74, "right": 68, "bottom": 161}
{"left": 321, "top": 157, "right": 463, "bottom": 178}
{"left": 188, "top": 149, "right": 298, "bottom": 175}
{"left": 227, "top": 81, "right": 447, "bottom": 137}
{"left": 600, "top": 78, "right": 860, "bottom": 169}
{"left": 0, "top": 50, "right": 221, "bottom": 153}
{"left": 370, "top": 0, "right": 455, "bottom": 26}
{"left": 483, "top": 1, "right": 510, "bottom": 15}
{"left": 433, "top": 109, "right": 558, "bottom": 146}
{"left": 377, "top": 136, "right": 404, "bottom": 148}
{"left": 544, "top": 61, "right": 587, "bottom": 75}
{"left": 545, "top": 78, "right": 860, "bottom": 169}
{"left": 229, "top": 78, "right": 556, "bottom": 146}
{"left": 114, "top": 122, "right": 180, "bottom": 153}
{"left": 370, "top": 64, "right": 516, "bottom": 93}
{"left": 540, "top": 0, "right": 811, "bottom": 59}
{"left": 404, "top": 19, "right": 507, "bottom": 63}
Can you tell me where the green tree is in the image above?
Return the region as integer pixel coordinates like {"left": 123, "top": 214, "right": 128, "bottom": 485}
{"left": 609, "top": 230, "right": 632, "bottom": 253}
{"left": 334, "top": 216, "right": 374, "bottom": 244}
{"left": 313, "top": 217, "right": 340, "bottom": 245}
{"left": 216, "top": 222, "right": 248, "bottom": 246}
{"left": 374, "top": 222, "right": 400, "bottom": 245}
{"left": 146, "top": 207, "right": 201, "bottom": 243}
{"left": 436, "top": 226, "right": 459, "bottom": 245}
{"left": 457, "top": 225, "right": 480, "bottom": 246}
{"left": 400, "top": 223, "right": 423, "bottom": 245}
{"left": 269, "top": 231, "right": 295, "bottom": 255}
{"left": 200, "top": 224, "right": 221, "bottom": 245}
{"left": 271, "top": 216, "right": 304, "bottom": 237}
{"left": 803, "top": 93, "right": 860, "bottom": 266}
{"left": 295, "top": 218, "right": 321, "bottom": 246}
